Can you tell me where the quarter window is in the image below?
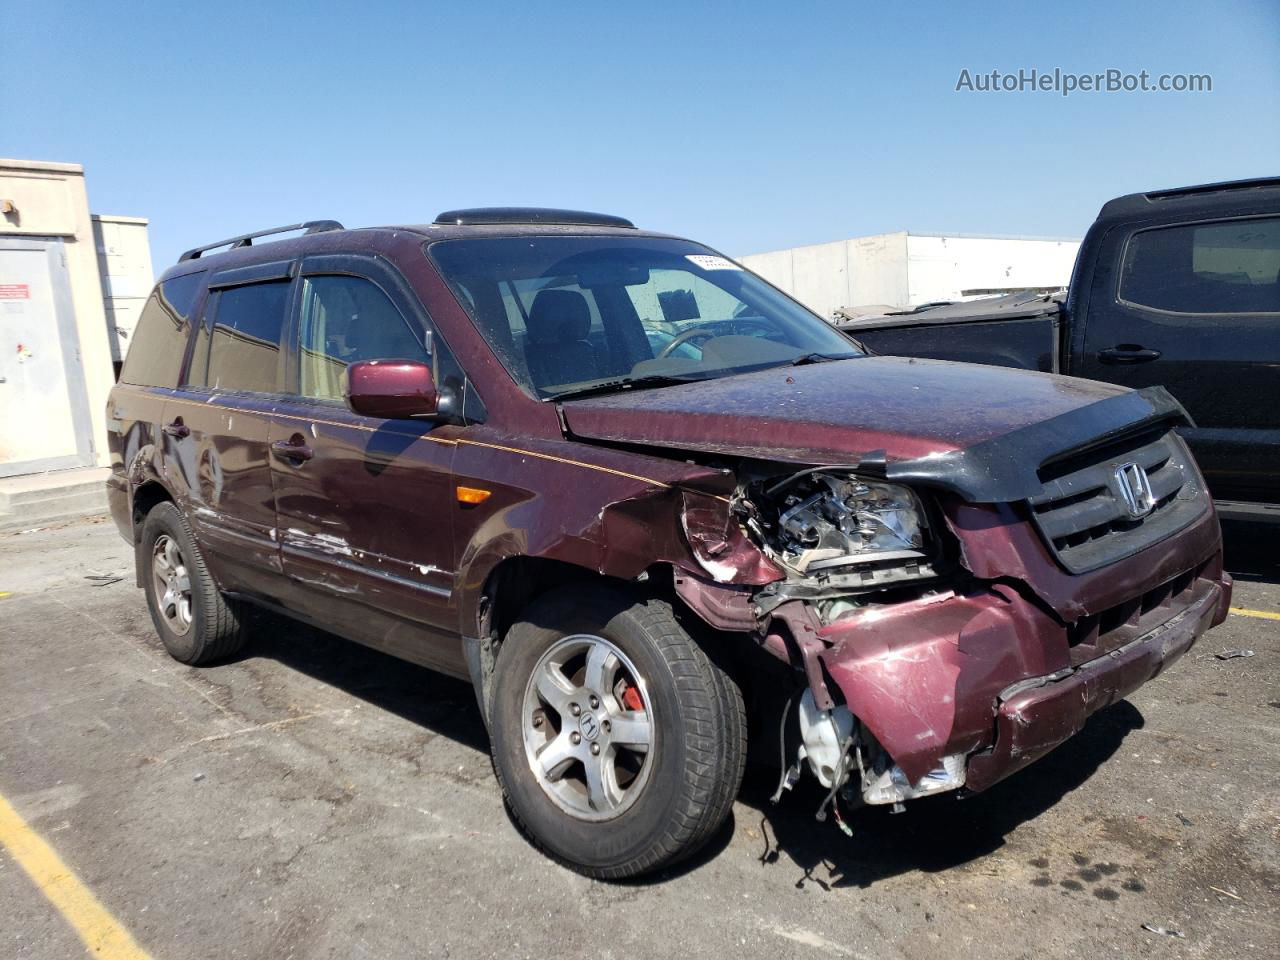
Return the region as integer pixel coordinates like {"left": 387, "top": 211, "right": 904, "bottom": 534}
{"left": 1119, "top": 218, "right": 1280, "bottom": 314}
{"left": 298, "top": 275, "right": 429, "bottom": 401}
{"left": 203, "top": 281, "right": 290, "bottom": 392}
{"left": 118, "top": 272, "right": 205, "bottom": 388}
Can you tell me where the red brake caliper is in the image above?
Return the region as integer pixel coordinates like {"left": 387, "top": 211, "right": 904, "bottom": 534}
{"left": 620, "top": 683, "right": 645, "bottom": 712}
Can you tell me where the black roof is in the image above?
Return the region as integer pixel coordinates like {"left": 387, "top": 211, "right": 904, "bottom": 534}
{"left": 1098, "top": 176, "right": 1280, "bottom": 221}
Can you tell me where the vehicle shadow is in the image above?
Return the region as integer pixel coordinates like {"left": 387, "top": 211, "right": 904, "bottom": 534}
{"left": 1221, "top": 518, "right": 1279, "bottom": 585}
{"left": 241, "top": 617, "right": 492, "bottom": 755}
{"left": 238, "top": 618, "right": 739, "bottom": 877}
{"left": 717, "top": 699, "right": 1146, "bottom": 890}
{"left": 240, "top": 618, "right": 1146, "bottom": 886}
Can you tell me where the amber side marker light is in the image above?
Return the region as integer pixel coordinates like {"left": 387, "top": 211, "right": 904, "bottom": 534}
{"left": 456, "top": 486, "right": 492, "bottom": 505}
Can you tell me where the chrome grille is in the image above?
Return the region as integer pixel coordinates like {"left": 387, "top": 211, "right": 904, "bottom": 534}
{"left": 1028, "top": 429, "right": 1208, "bottom": 573}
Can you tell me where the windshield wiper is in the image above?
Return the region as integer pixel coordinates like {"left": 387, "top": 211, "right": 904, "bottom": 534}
{"left": 786, "top": 353, "right": 849, "bottom": 367}
{"left": 545, "top": 373, "right": 701, "bottom": 402}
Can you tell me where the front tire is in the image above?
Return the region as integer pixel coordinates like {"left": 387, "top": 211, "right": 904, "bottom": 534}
{"left": 140, "top": 502, "right": 247, "bottom": 665}
{"left": 489, "top": 586, "right": 745, "bottom": 879}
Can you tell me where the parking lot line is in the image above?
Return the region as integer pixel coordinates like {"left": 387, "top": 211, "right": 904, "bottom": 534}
{"left": 1230, "top": 606, "right": 1280, "bottom": 621}
{"left": 0, "top": 792, "right": 154, "bottom": 960}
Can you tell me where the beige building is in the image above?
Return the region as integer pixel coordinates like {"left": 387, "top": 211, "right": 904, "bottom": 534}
{"left": 0, "top": 159, "right": 152, "bottom": 478}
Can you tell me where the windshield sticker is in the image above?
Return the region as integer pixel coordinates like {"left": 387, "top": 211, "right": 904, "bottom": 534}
{"left": 685, "top": 254, "right": 741, "bottom": 271}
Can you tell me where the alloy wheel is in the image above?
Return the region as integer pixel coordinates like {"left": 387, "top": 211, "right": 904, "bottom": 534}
{"left": 151, "top": 534, "right": 193, "bottom": 636}
{"left": 521, "top": 634, "right": 655, "bottom": 821}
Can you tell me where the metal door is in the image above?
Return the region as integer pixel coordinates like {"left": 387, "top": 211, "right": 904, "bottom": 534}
{"left": 268, "top": 256, "right": 462, "bottom": 673}
{"left": 0, "top": 239, "right": 95, "bottom": 476}
{"left": 1076, "top": 217, "right": 1280, "bottom": 504}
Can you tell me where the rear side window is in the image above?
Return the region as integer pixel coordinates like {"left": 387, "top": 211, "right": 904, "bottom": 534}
{"left": 118, "top": 272, "right": 205, "bottom": 387}
{"left": 1119, "top": 218, "right": 1280, "bottom": 314}
{"left": 194, "top": 281, "right": 290, "bottom": 392}
{"left": 298, "top": 275, "right": 429, "bottom": 401}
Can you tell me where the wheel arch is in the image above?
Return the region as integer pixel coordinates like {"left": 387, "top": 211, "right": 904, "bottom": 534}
{"left": 131, "top": 480, "right": 175, "bottom": 537}
{"left": 130, "top": 480, "right": 177, "bottom": 585}
{"left": 463, "top": 555, "right": 677, "bottom": 727}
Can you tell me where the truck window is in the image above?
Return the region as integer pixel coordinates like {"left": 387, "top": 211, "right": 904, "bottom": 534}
{"left": 298, "top": 275, "right": 430, "bottom": 401}
{"left": 1119, "top": 217, "right": 1280, "bottom": 315}
{"left": 194, "top": 280, "right": 290, "bottom": 393}
{"left": 118, "top": 272, "right": 205, "bottom": 388}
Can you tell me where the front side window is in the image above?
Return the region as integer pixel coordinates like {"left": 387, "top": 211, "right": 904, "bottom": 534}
{"left": 1119, "top": 217, "right": 1280, "bottom": 314}
{"left": 119, "top": 272, "right": 205, "bottom": 388}
{"left": 428, "top": 236, "right": 862, "bottom": 399}
{"left": 202, "top": 280, "right": 289, "bottom": 392}
{"left": 298, "top": 275, "right": 430, "bottom": 400}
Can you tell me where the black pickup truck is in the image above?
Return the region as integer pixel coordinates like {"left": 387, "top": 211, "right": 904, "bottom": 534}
{"left": 839, "top": 178, "right": 1280, "bottom": 517}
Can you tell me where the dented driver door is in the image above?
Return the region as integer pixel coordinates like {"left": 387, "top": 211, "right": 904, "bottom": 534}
{"left": 268, "top": 256, "right": 463, "bottom": 673}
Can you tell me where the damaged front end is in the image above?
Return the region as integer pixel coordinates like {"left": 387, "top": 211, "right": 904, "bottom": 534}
{"left": 734, "top": 466, "right": 977, "bottom": 816}
{"left": 677, "top": 463, "right": 979, "bottom": 816}
{"left": 673, "top": 443, "right": 1230, "bottom": 827}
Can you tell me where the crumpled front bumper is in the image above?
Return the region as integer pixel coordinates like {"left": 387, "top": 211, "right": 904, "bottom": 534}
{"left": 965, "top": 576, "right": 1229, "bottom": 791}
{"left": 815, "top": 568, "right": 1232, "bottom": 793}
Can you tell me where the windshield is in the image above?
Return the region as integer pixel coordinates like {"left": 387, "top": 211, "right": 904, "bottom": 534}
{"left": 427, "top": 235, "right": 862, "bottom": 399}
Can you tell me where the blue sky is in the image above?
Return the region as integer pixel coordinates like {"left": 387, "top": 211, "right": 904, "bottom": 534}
{"left": 5, "top": 1, "right": 1278, "bottom": 269}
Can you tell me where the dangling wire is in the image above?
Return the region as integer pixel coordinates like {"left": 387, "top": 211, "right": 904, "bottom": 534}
{"left": 814, "top": 728, "right": 858, "bottom": 828}
{"left": 768, "top": 693, "right": 798, "bottom": 805}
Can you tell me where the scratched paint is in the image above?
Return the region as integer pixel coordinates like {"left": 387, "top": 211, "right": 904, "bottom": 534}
{"left": 284, "top": 528, "right": 355, "bottom": 557}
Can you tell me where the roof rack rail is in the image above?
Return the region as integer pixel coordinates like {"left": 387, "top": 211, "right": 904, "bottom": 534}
{"left": 434, "top": 207, "right": 635, "bottom": 228}
{"left": 178, "top": 220, "right": 344, "bottom": 262}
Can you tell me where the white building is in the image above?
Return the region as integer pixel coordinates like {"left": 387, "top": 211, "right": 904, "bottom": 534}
{"left": 93, "top": 214, "right": 155, "bottom": 372}
{"left": 739, "top": 231, "right": 1080, "bottom": 319}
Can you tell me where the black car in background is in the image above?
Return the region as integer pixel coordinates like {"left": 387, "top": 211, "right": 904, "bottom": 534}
{"left": 840, "top": 177, "right": 1280, "bottom": 517}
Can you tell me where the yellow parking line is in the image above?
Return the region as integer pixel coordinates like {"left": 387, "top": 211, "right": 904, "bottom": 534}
{"left": 1230, "top": 607, "right": 1280, "bottom": 622}
{"left": 0, "top": 793, "right": 154, "bottom": 959}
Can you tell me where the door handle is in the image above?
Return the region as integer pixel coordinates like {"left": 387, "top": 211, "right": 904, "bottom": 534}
{"left": 1097, "top": 345, "right": 1162, "bottom": 364}
{"left": 271, "top": 437, "right": 314, "bottom": 463}
{"left": 163, "top": 419, "right": 190, "bottom": 439}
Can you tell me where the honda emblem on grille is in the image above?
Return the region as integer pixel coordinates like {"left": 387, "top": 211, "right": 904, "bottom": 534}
{"left": 1113, "top": 461, "right": 1156, "bottom": 518}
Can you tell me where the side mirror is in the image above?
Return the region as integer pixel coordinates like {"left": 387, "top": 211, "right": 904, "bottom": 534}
{"left": 343, "top": 359, "right": 439, "bottom": 419}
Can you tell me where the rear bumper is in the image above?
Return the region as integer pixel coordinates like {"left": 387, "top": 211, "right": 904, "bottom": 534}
{"left": 965, "top": 574, "right": 1230, "bottom": 791}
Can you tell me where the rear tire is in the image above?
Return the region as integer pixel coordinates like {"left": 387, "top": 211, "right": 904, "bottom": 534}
{"left": 489, "top": 586, "right": 745, "bottom": 879}
{"left": 140, "top": 502, "right": 247, "bottom": 665}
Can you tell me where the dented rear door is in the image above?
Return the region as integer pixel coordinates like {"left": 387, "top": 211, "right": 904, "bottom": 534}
{"left": 166, "top": 260, "right": 294, "bottom": 595}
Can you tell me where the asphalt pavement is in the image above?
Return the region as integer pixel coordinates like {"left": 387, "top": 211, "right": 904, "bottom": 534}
{"left": 1, "top": 515, "right": 1276, "bottom": 959}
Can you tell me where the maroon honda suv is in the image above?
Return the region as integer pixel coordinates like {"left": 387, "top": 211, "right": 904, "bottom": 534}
{"left": 107, "top": 209, "right": 1232, "bottom": 878}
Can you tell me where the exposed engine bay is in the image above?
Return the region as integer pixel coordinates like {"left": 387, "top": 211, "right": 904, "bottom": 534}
{"left": 724, "top": 466, "right": 967, "bottom": 817}
{"left": 734, "top": 467, "right": 946, "bottom": 622}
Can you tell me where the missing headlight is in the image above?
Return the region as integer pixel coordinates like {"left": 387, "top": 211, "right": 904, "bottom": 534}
{"left": 739, "top": 470, "right": 941, "bottom": 590}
